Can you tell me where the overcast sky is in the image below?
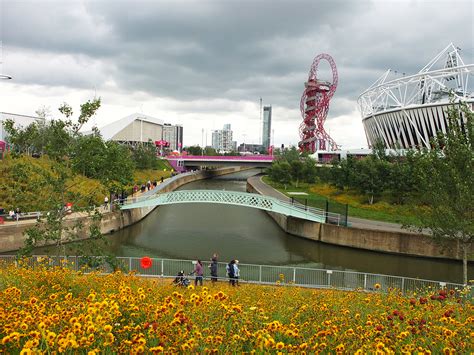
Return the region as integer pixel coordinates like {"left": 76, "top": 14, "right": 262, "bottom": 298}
{"left": 1, "top": 0, "right": 473, "bottom": 149}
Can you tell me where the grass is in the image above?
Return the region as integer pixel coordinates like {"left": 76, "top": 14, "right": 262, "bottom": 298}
{"left": 262, "top": 176, "right": 423, "bottom": 226}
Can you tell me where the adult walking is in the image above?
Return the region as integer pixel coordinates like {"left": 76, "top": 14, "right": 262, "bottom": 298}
{"left": 209, "top": 253, "right": 218, "bottom": 284}
{"left": 194, "top": 259, "right": 204, "bottom": 286}
{"left": 226, "top": 260, "right": 236, "bottom": 286}
{"left": 233, "top": 260, "right": 240, "bottom": 286}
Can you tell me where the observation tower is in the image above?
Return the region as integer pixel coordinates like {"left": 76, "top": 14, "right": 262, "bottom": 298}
{"left": 358, "top": 43, "right": 474, "bottom": 149}
{"left": 298, "top": 53, "right": 338, "bottom": 153}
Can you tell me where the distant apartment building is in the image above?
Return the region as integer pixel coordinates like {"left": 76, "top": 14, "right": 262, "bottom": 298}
{"left": 212, "top": 124, "right": 234, "bottom": 152}
{"left": 162, "top": 123, "right": 183, "bottom": 152}
{"left": 262, "top": 105, "right": 272, "bottom": 150}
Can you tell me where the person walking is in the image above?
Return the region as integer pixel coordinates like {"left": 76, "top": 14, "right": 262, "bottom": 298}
{"left": 209, "top": 253, "right": 218, "bottom": 284}
{"left": 194, "top": 259, "right": 204, "bottom": 286}
{"left": 233, "top": 260, "right": 240, "bottom": 286}
{"left": 226, "top": 260, "right": 236, "bottom": 286}
{"left": 104, "top": 196, "right": 109, "bottom": 209}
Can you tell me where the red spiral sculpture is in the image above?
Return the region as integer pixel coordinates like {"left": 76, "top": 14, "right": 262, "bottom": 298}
{"left": 298, "top": 53, "right": 338, "bottom": 153}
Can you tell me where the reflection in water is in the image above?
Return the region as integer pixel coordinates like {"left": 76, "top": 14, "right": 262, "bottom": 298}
{"left": 34, "top": 169, "right": 472, "bottom": 284}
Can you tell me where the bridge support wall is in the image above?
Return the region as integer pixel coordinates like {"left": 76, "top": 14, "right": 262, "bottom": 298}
{"left": 246, "top": 179, "right": 473, "bottom": 261}
{"left": 0, "top": 167, "right": 245, "bottom": 253}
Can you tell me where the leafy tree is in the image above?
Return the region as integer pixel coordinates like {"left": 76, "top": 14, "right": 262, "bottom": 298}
{"left": 204, "top": 147, "right": 218, "bottom": 156}
{"left": 12, "top": 99, "right": 105, "bottom": 257}
{"left": 352, "top": 156, "right": 390, "bottom": 205}
{"left": 71, "top": 128, "right": 107, "bottom": 177}
{"left": 407, "top": 102, "right": 473, "bottom": 284}
{"left": 302, "top": 158, "right": 318, "bottom": 184}
{"left": 290, "top": 159, "right": 304, "bottom": 187}
{"left": 102, "top": 141, "right": 134, "bottom": 192}
{"left": 267, "top": 160, "right": 292, "bottom": 188}
{"left": 330, "top": 156, "right": 356, "bottom": 190}
{"left": 132, "top": 141, "right": 159, "bottom": 169}
{"left": 184, "top": 145, "right": 203, "bottom": 155}
{"left": 387, "top": 152, "right": 419, "bottom": 204}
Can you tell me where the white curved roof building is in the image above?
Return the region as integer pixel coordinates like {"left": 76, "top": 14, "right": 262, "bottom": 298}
{"left": 358, "top": 43, "right": 474, "bottom": 149}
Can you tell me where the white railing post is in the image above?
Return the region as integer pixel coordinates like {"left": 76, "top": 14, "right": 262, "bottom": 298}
{"left": 401, "top": 277, "right": 405, "bottom": 294}
{"left": 293, "top": 268, "right": 296, "bottom": 284}
{"left": 129, "top": 257, "right": 132, "bottom": 273}
{"left": 327, "top": 270, "right": 332, "bottom": 287}
{"left": 364, "top": 274, "right": 367, "bottom": 290}
{"left": 161, "top": 259, "right": 164, "bottom": 277}
{"left": 259, "top": 265, "right": 262, "bottom": 283}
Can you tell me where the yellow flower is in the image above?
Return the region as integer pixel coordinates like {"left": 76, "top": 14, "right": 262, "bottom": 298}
{"left": 103, "top": 324, "right": 112, "bottom": 332}
{"left": 276, "top": 342, "right": 285, "bottom": 350}
{"left": 46, "top": 332, "right": 57, "bottom": 342}
{"left": 150, "top": 345, "right": 164, "bottom": 352}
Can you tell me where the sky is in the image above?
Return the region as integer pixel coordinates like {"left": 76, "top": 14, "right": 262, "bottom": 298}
{"left": 0, "top": 0, "right": 473, "bottom": 149}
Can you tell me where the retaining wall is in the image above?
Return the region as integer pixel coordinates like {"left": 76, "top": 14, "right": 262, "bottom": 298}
{"left": 0, "top": 167, "right": 244, "bottom": 253}
{"left": 247, "top": 179, "right": 472, "bottom": 261}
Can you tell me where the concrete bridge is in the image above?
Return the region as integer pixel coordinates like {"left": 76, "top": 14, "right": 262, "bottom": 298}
{"left": 120, "top": 189, "right": 329, "bottom": 223}
{"left": 166, "top": 155, "right": 274, "bottom": 172}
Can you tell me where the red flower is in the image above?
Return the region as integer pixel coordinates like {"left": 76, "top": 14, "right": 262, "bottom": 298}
{"left": 140, "top": 256, "right": 153, "bottom": 269}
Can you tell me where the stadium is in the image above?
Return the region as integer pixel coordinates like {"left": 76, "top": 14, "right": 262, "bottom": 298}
{"left": 358, "top": 43, "right": 474, "bottom": 149}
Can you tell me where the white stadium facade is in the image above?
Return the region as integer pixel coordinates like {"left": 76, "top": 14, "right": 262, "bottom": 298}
{"left": 358, "top": 43, "right": 474, "bottom": 150}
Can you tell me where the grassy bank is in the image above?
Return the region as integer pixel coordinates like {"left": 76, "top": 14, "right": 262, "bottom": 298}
{"left": 0, "top": 261, "right": 472, "bottom": 353}
{"left": 262, "top": 176, "right": 423, "bottom": 226}
{"left": 0, "top": 156, "right": 173, "bottom": 212}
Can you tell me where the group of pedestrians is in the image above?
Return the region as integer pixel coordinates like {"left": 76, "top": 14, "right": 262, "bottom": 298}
{"left": 179, "top": 253, "right": 240, "bottom": 287}
{"left": 132, "top": 176, "right": 165, "bottom": 196}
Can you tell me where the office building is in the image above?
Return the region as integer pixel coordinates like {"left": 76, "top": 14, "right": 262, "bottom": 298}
{"left": 162, "top": 123, "right": 183, "bottom": 152}
{"left": 262, "top": 106, "right": 272, "bottom": 149}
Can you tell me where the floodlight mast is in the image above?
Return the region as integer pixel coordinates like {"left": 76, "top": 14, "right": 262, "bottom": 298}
{"left": 298, "top": 53, "right": 338, "bottom": 153}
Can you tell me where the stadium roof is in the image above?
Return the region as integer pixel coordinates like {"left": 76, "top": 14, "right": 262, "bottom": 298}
{"left": 84, "top": 113, "right": 164, "bottom": 140}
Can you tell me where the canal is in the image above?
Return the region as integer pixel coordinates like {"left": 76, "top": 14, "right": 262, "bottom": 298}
{"left": 36, "top": 169, "right": 472, "bottom": 284}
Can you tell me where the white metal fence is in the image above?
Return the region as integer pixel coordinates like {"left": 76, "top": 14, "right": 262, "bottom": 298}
{"left": 0, "top": 255, "right": 467, "bottom": 296}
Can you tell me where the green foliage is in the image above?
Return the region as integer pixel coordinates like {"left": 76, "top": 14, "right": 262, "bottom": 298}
{"left": 267, "top": 161, "right": 292, "bottom": 187}
{"left": 407, "top": 102, "right": 473, "bottom": 284}
{"left": 184, "top": 145, "right": 203, "bottom": 155}
{"left": 352, "top": 156, "right": 390, "bottom": 205}
{"left": 101, "top": 141, "right": 134, "bottom": 191}
{"left": 132, "top": 142, "right": 160, "bottom": 169}
{"left": 71, "top": 129, "right": 107, "bottom": 177}
{"left": 267, "top": 146, "right": 317, "bottom": 188}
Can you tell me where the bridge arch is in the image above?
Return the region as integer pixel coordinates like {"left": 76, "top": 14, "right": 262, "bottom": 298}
{"left": 121, "top": 190, "right": 327, "bottom": 223}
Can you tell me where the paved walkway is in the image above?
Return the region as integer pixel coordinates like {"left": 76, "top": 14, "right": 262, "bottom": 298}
{"left": 247, "top": 175, "right": 420, "bottom": 234}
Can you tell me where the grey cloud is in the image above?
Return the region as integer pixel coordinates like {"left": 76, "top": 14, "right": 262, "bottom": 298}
{"left": 2, "top": 0, "right": 473, "bottom": 121}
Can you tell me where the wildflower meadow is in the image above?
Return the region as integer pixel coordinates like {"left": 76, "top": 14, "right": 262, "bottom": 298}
{"left": 0, "top": 260, "right": 472, "bottom": 353}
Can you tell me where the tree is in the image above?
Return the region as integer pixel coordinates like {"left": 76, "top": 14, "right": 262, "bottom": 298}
{"left": 330, "top": 156, "right": 356, "bottom": 191}
{"left": 302, "top": 157, "right": 318, "bottom": 184}
{"left": 290, "top": 159, "right": 304, "bottom": 187}
{"left": 132, "top": 141, "right": 159, "bottom": 169}
{"left": 352, "top": 156, "right": 389, "bottom": 205}
{"left": 267, "top": 160, "right": 292, "bottom": 189}
{"left": 101, "top": 141, "right": 134, "bottom": 192}
{"left": 14, "top": 99, "right": 105, "bottom": 257}
{"left": 71, "top": 128, "right": 107, "bottom": 178}
{"left": 184, "top": 145, "right": 203, "bottom": 155}
{"left": 407, "top": 102, "right": 473, "bottom": 285}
